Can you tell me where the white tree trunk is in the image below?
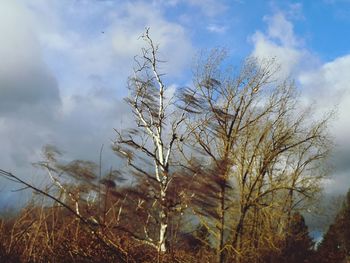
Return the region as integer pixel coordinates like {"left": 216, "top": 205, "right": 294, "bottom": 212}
{"left": 158, "top": 187, "right": 168, "bottom": 253}
{"left": 159, "top": 216, "right": 167, "bottom": 253}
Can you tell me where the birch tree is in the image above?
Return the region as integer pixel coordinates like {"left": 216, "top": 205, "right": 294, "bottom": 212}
{"left": 113, "top": 29, "right": 189, "bottom": 254}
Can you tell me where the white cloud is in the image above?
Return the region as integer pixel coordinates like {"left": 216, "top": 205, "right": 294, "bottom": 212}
{"left": 299, "top": 55, "right": 350, "bottom": 142}
{"left": 251, "top": 31, "right": 304, "bottom": 78}
{"left": 264, "top": 13, "right": 299, "bottom": 47}
{"left": 251, "top": 9, "right": 350, "bottom": 194}
{"left": 298, "top": 56, "right": 350, "bottom": 194}
{"left": 110, "top": 1, "right": 193, "bottom": 76}
{"left": 207, "top": 24, "right": 228, "bottom": 34}
{"left": 22, "top": 0, "right": 194, "bottom": 96}
{"left": 250, "top": 12, "right": 313, "bottom": 79}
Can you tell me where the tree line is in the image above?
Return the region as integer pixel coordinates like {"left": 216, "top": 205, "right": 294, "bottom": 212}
{"left": 0, "top": 29, "right": 341, "bottom": 263}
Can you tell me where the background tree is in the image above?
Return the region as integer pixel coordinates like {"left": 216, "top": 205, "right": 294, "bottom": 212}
{"left": 275, "top": 212, "right": 314, "bottom": 263}
{"left": 316, "top": 189, "right": 350, "bottom": 263}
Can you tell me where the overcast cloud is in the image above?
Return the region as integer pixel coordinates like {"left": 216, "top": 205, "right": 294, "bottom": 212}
{"left": 0, "top": 0, "right": 194, "bottom": 206}
{"left": 1, "top": 0, "right": 350, "bottom": 207}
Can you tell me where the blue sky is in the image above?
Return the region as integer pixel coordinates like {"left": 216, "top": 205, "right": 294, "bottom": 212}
{"left": 1, "top": 0, "right": 350, "bottom": 206}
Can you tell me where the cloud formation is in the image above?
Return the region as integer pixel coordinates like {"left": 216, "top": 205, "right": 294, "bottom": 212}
{"left": 0, "top": 0, "right": 60, "bottom": 116}
{"left": 1, "top": 0, "right": 350, "bottom": 206}
{"left": 250, "top": 8, "right": 350, "bottom": 194}
{"left": 250, "top": 12, "right": 311, "bottom": 79}
{"left": 0, "top": 0, "right": 194, "bottom": 206}
{"left": 109, "top": 1, "right": 193, "bottom": 76}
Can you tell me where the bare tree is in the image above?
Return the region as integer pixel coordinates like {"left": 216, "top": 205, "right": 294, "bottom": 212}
{"left": 181, "top": 50, "right": 332, "bottom": 262}
{"left": 113, "top": 28, "right": 190, "bottom": 254}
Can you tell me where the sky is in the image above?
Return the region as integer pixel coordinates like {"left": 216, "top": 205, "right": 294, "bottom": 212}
{"left": 1, "top": 0, "right": 350, "bottom": 207}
